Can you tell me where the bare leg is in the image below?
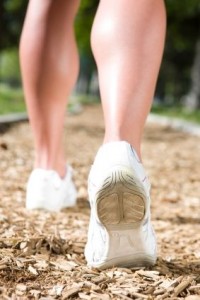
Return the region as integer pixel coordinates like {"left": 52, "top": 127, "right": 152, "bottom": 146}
{"left": 20, "top": 0, "right": 80, "bottom": 177}
{"left": 91, "top": 0, "right": 166, "bottom": 158}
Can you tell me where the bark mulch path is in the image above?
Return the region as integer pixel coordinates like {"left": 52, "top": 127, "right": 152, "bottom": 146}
{"left": 0, "top": 104, "right": 200, "bottom": 300}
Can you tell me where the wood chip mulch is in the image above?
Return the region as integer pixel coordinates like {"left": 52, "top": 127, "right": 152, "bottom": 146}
{"left": 0, "top": 104, "right": 200, "bottom": 299}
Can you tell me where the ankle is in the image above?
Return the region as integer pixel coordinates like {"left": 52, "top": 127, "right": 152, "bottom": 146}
{"left": 34, "top": 158, "right": 66, "bottom": 178}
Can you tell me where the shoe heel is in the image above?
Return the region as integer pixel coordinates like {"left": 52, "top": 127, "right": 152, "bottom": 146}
{"left": 96, "top": 166, "right": 146, "bottom": 227}
{"left": 95, "top": 166, "right": 155, "bottom": 268}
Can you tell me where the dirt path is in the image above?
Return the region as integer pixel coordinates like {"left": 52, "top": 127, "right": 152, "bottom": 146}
{"left": 0, "top": 104, "right": 200, "bottom": 299}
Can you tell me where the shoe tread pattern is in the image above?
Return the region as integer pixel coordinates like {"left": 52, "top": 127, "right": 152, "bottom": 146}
{"left": 97, "top": 169, "right": 146, "bottom": 226}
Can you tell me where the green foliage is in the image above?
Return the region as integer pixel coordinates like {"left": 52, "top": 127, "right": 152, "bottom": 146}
{"left": 165, "top": 0, "right": 200, "bottom": 51}
{"left": 0, "top": 0, "right": 200, "bottom": 112}
{"left": 152, "top": 103, "right": 200, "bottom": 124}
{"left": 166, "top": 0, "right": 200, "bottom": 18}
{"left": 0, "top": 83, "right": 25, "bottom": 114}
{"left": 156, "top": 0, "right": 200, "bottom": 103}
{"left": 0, "top": 48, "right": 21, "bottom": 84}
{"left": 0, "top": 0, "right": 27, "bottom": 50}
{"left": 75, "top": 0, "right": 99, "bottom": 56}
{"left": 4, "top": 0, "right": 24, "bottom": 10}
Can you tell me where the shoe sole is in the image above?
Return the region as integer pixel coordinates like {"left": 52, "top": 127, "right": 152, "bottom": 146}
{"left": 89, "top": 166, "right": 156, "bottom": 269}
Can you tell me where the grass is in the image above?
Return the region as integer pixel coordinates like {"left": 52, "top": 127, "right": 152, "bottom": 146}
{"left": 0, "top": 84, "right": 26, "bottom": 115}
{"left": 0, "top": 86, "right": 100, "bottom": 116}
{"left": 151, "top": 104, "right": 200, "bottom": 124}
{"left": 0, "top": 85, "right": 200, "bottom": 125}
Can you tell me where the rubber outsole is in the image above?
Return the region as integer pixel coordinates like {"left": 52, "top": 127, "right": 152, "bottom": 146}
{"left": 90, "top": 253, "right": 156, "bottom": 270}
{"left": 88, "top": 166, "right": 156, "bottom": 269}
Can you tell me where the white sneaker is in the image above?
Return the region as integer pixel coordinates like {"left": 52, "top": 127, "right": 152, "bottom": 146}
{"left": 26, "top": 165, "right": 77, "bottom": 212}
{"left": 85, "top": 141, "right": 156, "bottom": 269}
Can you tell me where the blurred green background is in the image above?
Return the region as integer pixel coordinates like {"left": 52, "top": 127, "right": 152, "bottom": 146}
{"left": 0, "top": 0, "right": 200, "bottom": 122}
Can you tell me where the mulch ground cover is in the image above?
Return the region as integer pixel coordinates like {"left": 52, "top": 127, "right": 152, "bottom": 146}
{"left": 0, "top": 104, "right": 200, "bottom": 300}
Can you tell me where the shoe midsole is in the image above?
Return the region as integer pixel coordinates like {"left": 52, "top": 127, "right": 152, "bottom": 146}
{"left": 90, "top": 253, "right": 156, "bottom": 270}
